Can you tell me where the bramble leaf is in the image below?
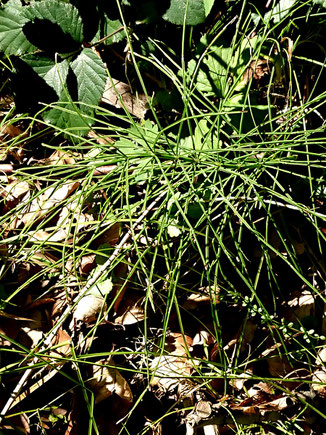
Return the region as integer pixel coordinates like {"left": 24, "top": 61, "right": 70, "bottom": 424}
{"left": 0, "top": 0, "right": 36, "bottom": 55}
{"left": 102, "top": 16, "right": 125, "bottom": 45}
{"left": 23, "top": 0, "right": 84, "bottom": 44}
{"left": 163, "top": 0, "right": 212, "bottom": 25}
{"left": 187, "top": 45, "right": 233, "bottom": 96}
{"left": 21, "top": 54, "right": 69, "bottom": 97}
{"left": 43, "top": 91, "right": 92, "bottom": 136}
{"left": 265, "top": 0, "right": 296, "bottom": 23}
{"left": 70, "top": 48, "right": 107, "bottom": 113}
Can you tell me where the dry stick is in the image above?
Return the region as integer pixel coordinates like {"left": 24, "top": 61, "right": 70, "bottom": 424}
{"left": 0, "top": 189, "right": 167, "bottom": 421}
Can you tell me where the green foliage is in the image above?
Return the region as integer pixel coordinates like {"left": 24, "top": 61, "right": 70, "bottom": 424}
{"left": 0, "top": 0, "right": 36, "bottom": 56}
{"left": 1, "top": 0, "right": 326, "bottom": 432}
{"left": 266, "top": 0, "right": 297, "bottom": 23}
{"left": 187, "top": 35, "right": 262, "bottom": 97}
{"left": 22, "top": 54, "right": 70, "bottom": 97}
{"left": 0, "top": 0, "right": 110, "bottom": 133}
{"left": 0, "top": 0, "right": 219, "bottom": 135}
{"left": 23, "top": 0, "right": 84, "bottom": 45}
{"left": 163, "top": 0, "right": 215, "bottom": 25}
{"left": 313, "top": 0, "right": 326, "bottom": 7}
{"left": 71, "top": 48, "right": 107, "bottom": 113}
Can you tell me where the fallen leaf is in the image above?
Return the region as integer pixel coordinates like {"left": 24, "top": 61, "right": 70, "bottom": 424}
{"left": 101, "top": 78, "right": 148, "bottom": 119}
{"left": 49, "top": 329, "right": 72, "bottom": 362}
{"left": 0, "top": 163, "right": 13, "bottom": 174}
{"left": 183, "top": 286, "right": 220, "bottom": 310}
{"left": 79, "top": 254, "right": 97, "bottom": 275}
{"left": 44, "top": 149, "right": 80, "bottom": 166}
{"left": 242, "top": 59, "right": 270, "bottom": 87}
{"left": 150, "top": 333, "right": 194, "bottom": 392}
{"left": 20, "top": 182, "right": 79, "bottom": 227}
{"left": 88, "top": 358, "right": 133, "bottom": 404}
{"left": 115, "top": 303, "right": 145, "bottom": 325}
{"left": 312, "top": 346, "right": 326, "bottom": 396}
{"left": 150, "top": 354, "right": 193, "bottom": 391}
{"left": 285, "top": 289, "right": 315, "bottom": 321}
{"left": 72, "top": 294, "right": 107, "bottom": 325}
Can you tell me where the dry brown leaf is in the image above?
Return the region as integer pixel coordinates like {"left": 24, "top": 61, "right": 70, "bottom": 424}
{"left": 247, "top": 382, "right": 274, "bottom": 398}
{"left": 312, "top": 346, "right": 326, "bottom": 396}
{"left": 30, "top": 228, "right": 69, "bottom": 242}
{"left": 150, "top": 333, "right": 194, "bottom": 392}
{"left": 281, "top": 37, "right": 294, "bottom": 61}
{"left": 264, "top": 352, "right": 293, "bottom": 379}
{"left": 3, "top": 179, "right": 30, "bottom": 203}
{"left": 88, "top": 358, "right": 133, "bottom": 404}
{"left": 20, "top": 182, "right": 79, "bottom": 227}
{"left": 165, "top": 332, "right": 193, "bottom": 355}
{"left": 0, "top": 310, "right": 34, "bottom": 322}
{"left": 25, "top": 297, "right": 55, "bottom": 311}
{"left": 285, "top": 289, "right": 315, "bottom": 321}
{"left": 0, "top": 318, "right": 21, "bottom": 346}
{"left": 101, "top": 78, "right": 148, "bottom": 118}
{"left": 233, "top": 393, "right": 294, "bottom": 412}
{"left": 72, "top": 294, "right": 107, "bottom": 325}
{"left": 87, "top": 129, "right": 115, "bottom": 145}
{"left": 93, "top": 165, "right": 117, "bottom": 175}
{"left": 49, "top": 329, "right": 72, "bottom": 362}
{"left": 0, "top": 123, "right": 26, "bottom": 139}
{"left": 94, "top": 222, "right": 120, "bottom": 248}
{"left": 45, "top": 149, "right": 80, "bottom": 166}
{"left": 230, "top": 368, "right": 253, "bottom": 391}
{"left": 192, "top": 329, "right": 215, "bottom": 348}
{"left": 183, "top": 286, "right": 220, "bottom": 310}
{"left": 115, "top": 303, "right": 145, "bottom": 325}
{"left": 0, "top": 164, "right": 13, "bottom": 174}
{"left": 79, "top": 254, "right": 97, "bottom": 275}
{"left": 150, "top": 355, "right": 193, "bottom": 391}
{"left": 20, "top": 327, "right": 44, "bottom": 349}
{"left": 243, "top": 59, "right": 270, "bottom": 87}
{"left": 56, "top": 201, "right": 92, "bottom": 232}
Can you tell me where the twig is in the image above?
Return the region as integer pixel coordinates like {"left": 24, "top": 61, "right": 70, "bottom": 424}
{"left": 0, "top": 188, "right": 167, "bottom": 420}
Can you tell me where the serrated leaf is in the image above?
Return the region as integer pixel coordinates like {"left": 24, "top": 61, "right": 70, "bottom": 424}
{"left": 266, "top": 0, "right": 296, "bottom": 23}
{"left": 43, "top": 90, "right": 92, "bottom": 136}
{"left": 187, "top": 45, "right": 233, "bottom": 96}
{"left": 187, "top": 35, "right": 261, "bottom": 96}
{"left": 70, "top": 48, "right": 107, "bottom": 112}
{"left": 21, "top": 54, "right": 69, "bottom": 96}
{"left": 0, "top": 0, "right": 36, "bottom": 55}
{"left": 103, "top": 16, "right": 125, "bottom": 45}
{"left": 163, "top": 0, "right": 207, "bottom": 25}
{"left": 23, "top": 0, "right": 83, "bottom": 43}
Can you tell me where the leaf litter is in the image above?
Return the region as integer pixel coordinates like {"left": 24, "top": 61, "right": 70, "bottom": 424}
{"left": 1, "top": 1, "right": 326, "bottom": 434}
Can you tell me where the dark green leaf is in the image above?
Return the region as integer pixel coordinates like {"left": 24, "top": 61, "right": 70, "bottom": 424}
{"left": 102, "top": 16, "right": 125, "bottom": 45}
{"left": 43, "top": 90, "right": 92, "bottom": 136}
{"left": 70, "top": 48, "right": 107, "bottom": 113}
{"left": 265, "top": 0, "right": 296, "bottom": 23}
{"left": 21, "top": 54, "right": 69, "bottom": 96}
{"left": 187, "top": 45, "right": 233, "bottom": 97}
{"left": 23, "top": 0, "right": 84, "bottom": 44}
{"left": 0, "top": 0, "right": 36, "bottom": 55}
{"left": 163, "top": 0, "right": 211, "bottom": 25}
